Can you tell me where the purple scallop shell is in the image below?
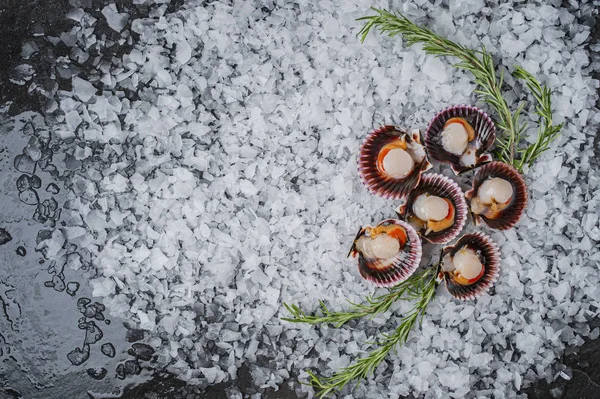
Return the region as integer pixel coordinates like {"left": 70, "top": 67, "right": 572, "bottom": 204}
{"left": 358, "top": 126, "right": 432, "bottom": 201}
{"left": 465, "top": 161, "right": 528, "bottom": 230}
{"left": 441, "top": 232, "right": 501, "bottom": 301}
{"left": 349, "top": 219, "right": 422, "bottom": 288}
{"left": 396, "top": 173, "right": 467, "bottom": 245}
{"left": 425, "top": 105, "right": 496, "bottom": 175}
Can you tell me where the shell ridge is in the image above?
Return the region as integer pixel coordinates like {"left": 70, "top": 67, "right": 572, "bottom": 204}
{"left": 352, "top": 219, "right": 422, "bottom": 287}
{"left": 425, "top": 105, "right": 496, "bottom": 175}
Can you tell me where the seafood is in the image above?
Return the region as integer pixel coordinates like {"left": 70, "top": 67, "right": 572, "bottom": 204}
{"left": 396, "top": 173, "right": 467, "bottom": 244}
{"left": 349, "top": 219, "right": 422, "bottom": 287}
{"left": 440, "top": 232, "right": 500, "bottom": 300}
{"left": 358, "top": 126, "right": 432, "bottom": 200}
{"left": 465, "top": 161, "right": 528, "bottom": 230}
{"left": 425, "top": 105, "right": 495, "bottom": 174}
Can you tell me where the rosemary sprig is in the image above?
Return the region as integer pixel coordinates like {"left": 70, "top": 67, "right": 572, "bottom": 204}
{"left": 512, "top": 66, "right": 564, "bottom": 170}
{"left": 357, "top": 8, "right": 561, "bottom": 172}
{"left": 283, "top": 267, "right": 436, "bottom": 328}
{"left": 305, "top": 266, "right": 439, "bottom": 398}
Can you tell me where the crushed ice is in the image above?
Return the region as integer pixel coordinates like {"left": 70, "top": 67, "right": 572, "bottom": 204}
{"left": 22, "top": 0, "right": 600, "bottom": 397}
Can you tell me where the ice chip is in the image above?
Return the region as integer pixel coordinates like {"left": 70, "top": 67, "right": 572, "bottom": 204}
{"left": 101, "top": 4, "right": 129, "bottom": 32}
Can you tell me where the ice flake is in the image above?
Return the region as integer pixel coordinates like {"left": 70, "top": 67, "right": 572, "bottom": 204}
{"left": 176, "top": 40, "right": 192, "bottom": 64}
{"left": 72, "top": 77, "right": 97, "bottom": 102}
{"left": 423, "top": 57, "right": 448, "bottom": 83}
{"left": 239, "top": 179, "right": 258, "bottom": 197}
{"left": 27, "top": 1, "right": 600, "bottom": 397}
{"left": 101, "top": 4, "right": 129, "bottom": 32}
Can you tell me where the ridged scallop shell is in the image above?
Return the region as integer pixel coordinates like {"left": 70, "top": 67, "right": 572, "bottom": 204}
{"left": 441, "top": 232, "right": 500, "bottom": 300}
{"left": 465, "top": 161, "right": 528, "bottom": 230}
{"left": 358, "top": 126, "right": 432, "bottom": 200}
{"left": 348, "top": 219, "right": 422, "bottom": 287}
{"left": 396, "top": 173, "right": 467, "bottom": 244}
{"left": 425, "top": 105, "right": 496, "bottom": 175}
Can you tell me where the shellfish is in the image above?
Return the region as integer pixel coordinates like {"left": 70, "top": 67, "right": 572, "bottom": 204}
{"left": 425, "top": 105, "right": 496, "bottom": 175}
{"left": 349, "top": 219, "right": 422, "bottom": 287}
{"left": 440, "top": 232, "right": 500, "bottom": 300}
{"left": 396, "top": 173, "right": 467, "bottom": 244}
{"left": 358, "top": 126, "right": 432, "bottom": 200}
{"left": 465, "top": 161, "right": 527, "bottom": 230}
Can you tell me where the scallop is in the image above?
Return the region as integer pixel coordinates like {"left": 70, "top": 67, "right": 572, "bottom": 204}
{"left": 465, "top": 161, "right": 528, "bottom": 230}
{"left": 358, "top": 126, "right": 432, "bottom": 200}
{"left": 425, "top": 105, "right": 496, "bottom": 175}
{"left": 348, "top": 219, "right": 422, "bottom": 287}
{"left": 440, "top": 232, "right": 500, "bottom": 300}
{"left": 396, "top": 173, "right": 467, "bottom": 244}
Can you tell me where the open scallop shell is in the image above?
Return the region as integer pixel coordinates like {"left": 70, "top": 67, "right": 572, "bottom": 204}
{"left": 425, "top": 105, "right": 496, "bottom": 175}
{"left": 358, "top": 126, "right": 432, "bottom": 200}
{"left": 396, "top": 173, "right": 467, "bottom": 244}
{"left": 440, "top": 232, "right": 500, "bottom": 300}
{"left": 465, "top": 161, "right": 528, "bottom": 230}
{"left": 348, "top": 219, "right": 422, "bottom": 287}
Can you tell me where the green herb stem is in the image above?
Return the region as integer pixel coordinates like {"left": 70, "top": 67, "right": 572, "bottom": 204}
{"left": 283, "top": 267, "right": 436, "bottom": 328}
{"left": 357, "top": 7, "right": 562, "bottom": 172}
{"left": 305, "top": 266, "right": 439, "bottom": 398}
{"left": 512, "top": 66, "right": 564, "bottom": 170}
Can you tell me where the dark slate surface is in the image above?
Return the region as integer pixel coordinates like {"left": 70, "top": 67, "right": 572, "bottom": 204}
{"left": 0, "top": 1, "right": 597, "bottom": 399}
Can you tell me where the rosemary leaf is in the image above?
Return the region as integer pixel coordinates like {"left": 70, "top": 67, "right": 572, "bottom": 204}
{"left": 282, "top": 267, "right": 436, "bottom": 328}
{"left": 512, "top": 66, "right": 564, "bottom": 170}
{"left": 304, "top": 267, "right": 439, "bottom": 398}
{"left": 357, "top": 7, "right": 561, "bottom": 172}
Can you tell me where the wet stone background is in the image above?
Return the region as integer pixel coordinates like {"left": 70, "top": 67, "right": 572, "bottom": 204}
{"left": 0, "top": 1, "right": 598, "bottom": 399}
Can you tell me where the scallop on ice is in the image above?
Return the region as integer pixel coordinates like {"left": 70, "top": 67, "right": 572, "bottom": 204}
{"left": 425, "top": 105, "right": 496, "bottom": 174}
{"left": 358, "top": 126, "right": 432, "bottom": 200}
{"left": 440, "top": 232, "right": 500, "bottom": 300}
{"left": 348, "top": 219, "right": 422, "bottom": 287}
{"left": 396, "top": 173, "right": 467, "bottom": 244}
{"left": 465, "top": 161, "right": 528, "bottom": 230}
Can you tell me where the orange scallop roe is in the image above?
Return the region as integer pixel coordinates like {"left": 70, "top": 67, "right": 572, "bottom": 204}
{"left": 368, "top": 224, "right": 407, "bottom": 248}
{"left": 427, "top": 198, "right": 455, "bottom": 233}
{"left": 453, "top": 264, "right": 485, "bottom": 286}
{"left": 376, "top": 139, "right": 408, "bottom": 174}
{"left": 444, "top": 117, "right": 475, "bottom": 141}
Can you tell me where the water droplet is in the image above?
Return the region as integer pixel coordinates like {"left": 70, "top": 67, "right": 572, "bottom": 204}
{"left": 46, "top": 183, "right": 60, "bottom": 194}
{"left": 66, "top": 281, "right": 80, "bottom": 296}
{"left": 14, "top": 154, "right": 36, "bottom": 174}
{"left": 19, "top": 189, "right": 39, "bottom": 205}
{"left": 101, "top": 342, "right": 116, "bottom": 358}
